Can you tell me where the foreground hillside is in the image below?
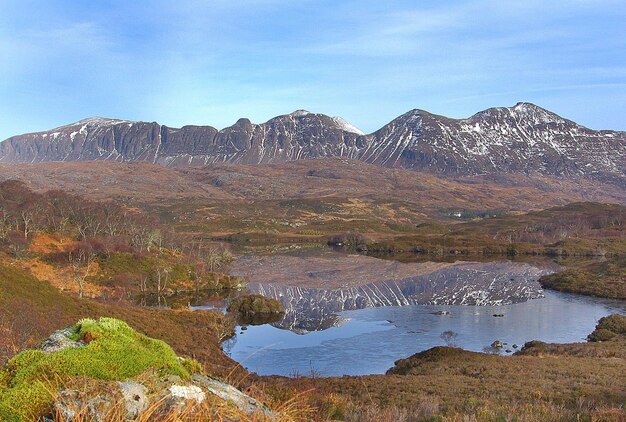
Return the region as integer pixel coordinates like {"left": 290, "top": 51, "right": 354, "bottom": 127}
{"left": 0, "top": 316, "right": 290, "bottom": 421}
{"left": 1, "top": 265, "right": 624, "bottom": 420}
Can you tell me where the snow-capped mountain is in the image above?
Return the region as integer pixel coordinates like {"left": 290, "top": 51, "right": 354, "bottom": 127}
{"left": 1, "top": 103, "right": 624, "bottom": 183}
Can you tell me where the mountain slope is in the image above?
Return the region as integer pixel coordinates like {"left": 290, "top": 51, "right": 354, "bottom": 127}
{"left": 1, "top": 104, "right": 624, "bottom": 183}
{"left": 367, "top": 103, "right": 624, "bottom": 182}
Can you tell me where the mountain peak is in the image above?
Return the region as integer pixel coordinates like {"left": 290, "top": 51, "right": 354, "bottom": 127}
{"left": 513, "top": 101, "right": 539, "bottom": 110}
{"left": 288, "top": 110, "right": 313, "bottom": 117}
{"left": 64, "top": 117, "right": 132, "bottom": 128}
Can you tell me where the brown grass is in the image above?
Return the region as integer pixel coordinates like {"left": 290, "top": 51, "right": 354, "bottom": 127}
{"left": 0, "top": 264, "right": 241, "bottom": 378}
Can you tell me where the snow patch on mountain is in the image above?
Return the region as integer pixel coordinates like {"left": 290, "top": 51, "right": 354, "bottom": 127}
{"left": 289, "top": 110, "right": 312, "bottom": 117}
{"left": 332, "top": 117, "right": 365, "bottom": 135}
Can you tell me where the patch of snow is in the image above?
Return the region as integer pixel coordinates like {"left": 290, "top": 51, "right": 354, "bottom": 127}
{"left": 332, "top": 116, "right": 365, "bottom": 135}
{"left": 289, "top": 110, "right": 312, "bottom": 117}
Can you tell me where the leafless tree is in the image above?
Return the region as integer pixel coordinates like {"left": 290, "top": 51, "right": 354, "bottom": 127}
{"left": 152, "top": 265, "right": 171, "bottom": 296}
{"left": 20, "top": 209, "right": 36, "bottom": 239}
{"left": 69, "top": 244, "right": 97, "bottom": 298}
{"left": 205, "top": 246, "right": 233, "bottom": 272}
{"left": 146, "top": 230, "right": 164, "bottom": 253}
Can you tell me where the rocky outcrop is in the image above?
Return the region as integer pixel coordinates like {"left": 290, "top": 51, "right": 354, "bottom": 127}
{"left": 1, "top": 318, "right": 275, "bottom": 421}
{"left": 117, "top": 381, "right": 148, "bottom": 419}
{"left": 40, "top": 327, "right": 86, "bottom": 353}
{"left": 193, "top": 374, "right": 273, "bottom": 416}
{"left": 1, "top": 104, "right": 624, "bottom": 184}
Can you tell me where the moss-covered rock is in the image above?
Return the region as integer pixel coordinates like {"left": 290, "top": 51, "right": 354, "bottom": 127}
{"left": 0, "top": 317, "right": 196, "bottom": 421}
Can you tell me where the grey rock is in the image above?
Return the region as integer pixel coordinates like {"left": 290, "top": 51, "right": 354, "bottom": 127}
{"left": 40, "top": 327, "right": 85, "bottom": 353}
{"left": 53, "top": 390, "right": 78, "bottom": 422}
{"left": 168, "top": 384, "right": 206, "bottom": 403}
{"left": 117, "top": 381, "right": 148, "bottom": 419}
{"left": 53, "top": 389, "right": 111, "bottom": 422}
{"left": 192, "top": 374, "right": 273, "bottom": 417}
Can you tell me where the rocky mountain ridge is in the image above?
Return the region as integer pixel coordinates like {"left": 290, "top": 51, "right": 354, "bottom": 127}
{"left": 1, "top": 103, "right": 624, "bottom": 183}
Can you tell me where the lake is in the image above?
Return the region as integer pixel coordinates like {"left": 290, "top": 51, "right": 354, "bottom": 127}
{"left": 222, "top": 252, "right": 625, "bottom": 377}
{"left": 224, "top": 290, "right": 625, "bottom": 376}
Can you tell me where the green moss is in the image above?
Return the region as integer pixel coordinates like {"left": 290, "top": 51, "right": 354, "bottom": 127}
{"left": 180, "top": 357, "right": 204, "bottom": 374}
{"left": 0, "top": 317, "right": 191, "bottom": 421}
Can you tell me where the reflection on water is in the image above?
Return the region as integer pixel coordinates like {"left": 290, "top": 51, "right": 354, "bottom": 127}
{"left": 248, "top": 261, "right": 550, "bottom": 332}
{"left": 135, "top": 289, "right": 231, "bottom": 309}
{"left": 224, "top": 291, "right": 626, "bottom": 376}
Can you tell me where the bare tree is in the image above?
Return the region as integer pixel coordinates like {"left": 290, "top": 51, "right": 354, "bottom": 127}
{"left": 152, "top": 265, "right": 171, "bottom": 296}
{"left": 146, "top": 230, "right": 164, "bottom": 253}
{"left": 20, "top": 209, "right": 36, "bottom": 239}
{"left": 69, "top": 244, "right": 97, "bottom": 298}
{"left": 205, "top": 246, "right": 233, "bottom": 272}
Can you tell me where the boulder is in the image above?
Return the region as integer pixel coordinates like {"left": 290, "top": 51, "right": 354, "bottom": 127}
{"left": 193, "top": 374, "right": 274, "bottom": 417}
{"left": 52, "top": 389, "right": 111, "bottom": 422}
{"left": 117, "top": 381, "right": 148, "bottom": 419}
{"left": 40, "top": 327, "right": 85, "bottom": 353}
{"left": 168, "top": 385, "right": 206, "bottom": 404}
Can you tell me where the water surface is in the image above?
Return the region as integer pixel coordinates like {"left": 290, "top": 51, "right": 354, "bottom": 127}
{"left": 225, "top": 291, "right": 625, "bottom": 376}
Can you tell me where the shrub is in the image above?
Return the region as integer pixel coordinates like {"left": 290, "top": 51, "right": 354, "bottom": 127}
{"left": 588, "top": 314, "right": 626, "bottom": 342}
{"left": 227, "top": 295, "right": 284, "bottom": 325}
{"left": 327, "top": 232, "right": 367, "bottom": 251}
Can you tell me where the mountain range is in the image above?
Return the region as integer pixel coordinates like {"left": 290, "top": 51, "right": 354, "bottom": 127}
{"left": 1, "top": 103, "right": 624, "bottom": 184}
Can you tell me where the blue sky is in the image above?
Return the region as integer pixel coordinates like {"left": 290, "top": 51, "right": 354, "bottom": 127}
{"left": 1, "top": 0, "right": 625, "bottom": 139}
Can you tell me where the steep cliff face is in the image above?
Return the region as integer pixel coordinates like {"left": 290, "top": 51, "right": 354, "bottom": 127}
{"left": 0, "top": 118, "right": 162, "bottom": 163}
{"left": 1, "top": 104, "right": 624, "bottom": 183}
{"left": 158, "top": 111, "right": 365, "bottom": 166}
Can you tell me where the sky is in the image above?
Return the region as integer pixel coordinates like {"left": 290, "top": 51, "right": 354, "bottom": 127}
{"left": 1, "top": 0, "right": 625, "bottom": 140}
